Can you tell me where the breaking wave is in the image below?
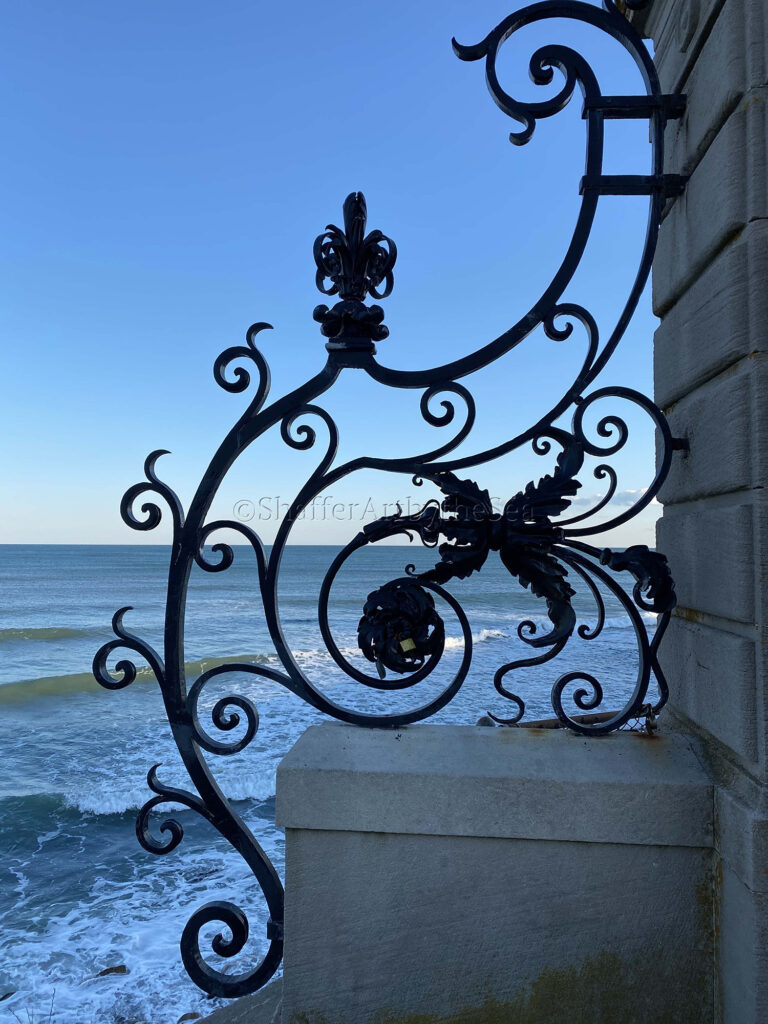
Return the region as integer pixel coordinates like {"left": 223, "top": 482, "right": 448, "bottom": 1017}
{"left": 0, "top": 626, "right": 96, "bottom": 643}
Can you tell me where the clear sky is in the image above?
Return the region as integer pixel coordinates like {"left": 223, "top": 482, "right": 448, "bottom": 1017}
{"left": 1, "top": 0, "right": 662, "bottom": 546}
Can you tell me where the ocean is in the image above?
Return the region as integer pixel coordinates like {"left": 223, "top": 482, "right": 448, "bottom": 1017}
{"left": 0, "top": 544, "right": 653, "bottom": 1023}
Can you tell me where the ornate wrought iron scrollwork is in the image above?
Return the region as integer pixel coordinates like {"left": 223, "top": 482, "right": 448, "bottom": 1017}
{"left": 94, "top": 0, "right": 686, "bottom": 1000}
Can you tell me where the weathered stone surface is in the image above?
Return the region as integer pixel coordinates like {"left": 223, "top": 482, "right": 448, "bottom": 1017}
{"left": 634, "top": 0, "right": 723, "bottom": 95}
{"left": 656, "top": 502, "right": 755, "bottom": 622}
{"left": 658, "top": 363, "right": 756, "bottom": 502}
{"left": 278, "top": 725, "right": 713, "bottom": 1024}
{"left": 625, "top": 4, "right": 767, "bottom": 1021}
{"left": 277, "top": 723, "right": 713, "bottom": 848}
{"left": 654, "top": 86, "right": 768, "bottom": 314}
{"left": 282, "top": 832, "right": 713, "bottom": 1024}
{"left": 716, "top": 788, "right": 768, "bottom": 894}
{"left": 664, "top": 0, "right": 768, "bottom": 178}
{"left": 654, "top": 219, "right": 768, "bottom": 406}
{"left": 719, "top": 865, "right": 768, "bottom": 1024}
{"left": 660, "top": 615, "right": 758, "bottom": 765}
{"left": 754, "top": 497, "right": 768, "bottom": 741}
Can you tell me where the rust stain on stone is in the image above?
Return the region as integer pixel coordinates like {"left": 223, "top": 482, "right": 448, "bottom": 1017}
{"left": 676, "top": 606, "right": 707, "bottom": 625}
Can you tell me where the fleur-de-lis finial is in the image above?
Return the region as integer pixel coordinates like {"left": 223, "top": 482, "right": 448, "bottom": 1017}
{"left": 313, "top": 192, "right": 397, "bottom": 353}
{"left": 314, "top": 192, "right": 396, "bottom": 301}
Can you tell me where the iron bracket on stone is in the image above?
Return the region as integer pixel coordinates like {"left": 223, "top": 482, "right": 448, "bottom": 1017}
{"left": 93, "top": 0, "right": 689, "bottom": 1003}
{"left": 583, "top": 93, "right": 686, "bottom": 120}
{"left": 580, "top": 174, "right": 688, "bottom": 196}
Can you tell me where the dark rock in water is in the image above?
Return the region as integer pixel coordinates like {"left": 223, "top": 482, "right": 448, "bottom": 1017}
{"left": 185, "top": 866, "right": 220, "bottom": 884}
{"left": 96, "top": 964, "right": 129, "bottom": 977}
{"left": 177, "top": 1014, "right": 202, "bottom": 1023}
{"left": 475, "top": 714, "right": 497, "bottom": 727}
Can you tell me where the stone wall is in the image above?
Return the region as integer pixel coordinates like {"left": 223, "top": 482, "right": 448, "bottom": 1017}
{"left": 632, "top": 0, "right": 768, "bottom": 784}
{"left": 632, "top": 1, "right": 768, "bottom": 1019}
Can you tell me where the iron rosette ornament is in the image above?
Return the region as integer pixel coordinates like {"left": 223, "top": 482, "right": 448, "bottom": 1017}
{"left": 93, "top": 0, "right": 687, "bottom": 1002}
{"left": 358, "top": 579, "right": 445, "bottom": 678}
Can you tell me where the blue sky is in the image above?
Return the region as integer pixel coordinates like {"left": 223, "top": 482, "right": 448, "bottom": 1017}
{"left": 1, "top": 0, "right": 661, "bottom": 546}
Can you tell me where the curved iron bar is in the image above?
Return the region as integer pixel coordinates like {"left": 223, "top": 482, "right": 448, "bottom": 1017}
{"left": 488, "top": 637, "right": 569, "bottom": 726}
{"left": 94, "top": 0, "right": 686, "bottom": 999}
{"left": 548, "top": 547, "right": 653, "bottom": 734}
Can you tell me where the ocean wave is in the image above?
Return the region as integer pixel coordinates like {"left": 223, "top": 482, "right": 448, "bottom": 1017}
{"left": 439, "top": 614, "right": 657, "bottom": 651}
{"left": 0, "top": 791, "right": 71, "bottom": 818}
{"left": 68, "top": 786, "right": 188, "bottom": 816}
{"left": 444, "top": 628, "right": 508, "bottom": 651}
{"left": 0, "top": 653, "right": 274, "bottom": 704}
{"left": 68, "top": 773, "right": 278, "bottom": 817}
{"left": 607, "top": 612, "right": 658, "bottom": 626}
{"left": 0, "top": 776, "right": 278, "bottom": 818}
{"left": 0, "top": 626, "right": 96, "bottom": 643}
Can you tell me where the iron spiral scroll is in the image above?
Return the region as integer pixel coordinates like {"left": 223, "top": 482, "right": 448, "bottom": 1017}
{"left": 93, "top": 0, "right": 687, "bottom": 1000}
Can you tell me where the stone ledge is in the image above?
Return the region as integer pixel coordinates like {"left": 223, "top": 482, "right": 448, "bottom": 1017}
{"left": 276, "top": 723, "right": 713, "bottom": 849}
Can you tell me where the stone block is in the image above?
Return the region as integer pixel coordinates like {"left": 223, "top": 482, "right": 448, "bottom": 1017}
{"left": 282, "top": 831, "right": 713, "bottom": 1024}
{"left": 716, "top": 789, "right": 768, "bottom": 894}
{"left": 656, "top": 503, "right": 755, "bottom": 622}
{"left": 661, "top": 615, "right": 757, "bottom": 765}
{"left": 654, "top": 219, "right": 768, "bottom": 406}
{"left": 637, "top": 0, "right": 723, "bottom": 95}
{"left": 658, "top": 356, "right": 768, "bottom": 502}
{"left": 277, "top": 723, "right": 713, "bottom": 848}
{"left": 664, "top": 0, "right": 768, "bottom": 178}
{"left": 754, "top": 493, "right": 768, "bottom": 627}
{"left": 718, "top": 865, "right": 768, "bottom": 1024}
{"left": 754, "top": 501, "right": 768, "bottom": 752}
{"left": 277, "top": 724, "right": 714, "bottom": 1024}
{"left": 654, "top": 86, "right": 768, "bottom": 314}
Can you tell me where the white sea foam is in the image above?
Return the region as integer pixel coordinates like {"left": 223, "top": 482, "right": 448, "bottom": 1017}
{"left": 444, "top": 627, "right": 508, "bottom": 650}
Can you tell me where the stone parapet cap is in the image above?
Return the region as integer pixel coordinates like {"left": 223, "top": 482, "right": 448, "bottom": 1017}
{"left": 276, "top": 722, "right": 713, "bottom": 849}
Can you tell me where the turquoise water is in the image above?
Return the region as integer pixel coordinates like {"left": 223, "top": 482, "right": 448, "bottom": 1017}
{"left": 0, "top": 544, "right": 651, "bottom": 1023}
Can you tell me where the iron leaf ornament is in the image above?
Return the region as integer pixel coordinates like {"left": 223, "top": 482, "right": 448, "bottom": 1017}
{"left": 94, "top": 0, "right": 686, "bottom": 1001}
{"left": 351, "top": 424, "right": 676, "bottom": 724}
